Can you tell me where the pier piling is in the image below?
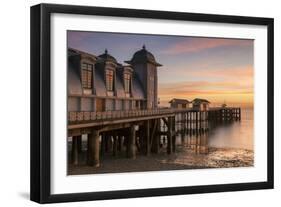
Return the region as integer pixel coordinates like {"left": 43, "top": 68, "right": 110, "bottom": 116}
{"left": 87, "top": 130, "right": 100, "bottom": 167}
{"left": 127, "top": 125, "right": 137, "bottom": 159}
{"left": 71, "top": 136, "right": 79, "bottom": 165}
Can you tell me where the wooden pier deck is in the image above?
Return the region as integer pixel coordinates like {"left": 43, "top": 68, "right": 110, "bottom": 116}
{"left": 68, "top": 107, "right": 241, "bottom": 167}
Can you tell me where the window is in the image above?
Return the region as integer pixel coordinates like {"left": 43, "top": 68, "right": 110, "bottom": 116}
{"left": 124, "top": 73, "right": 131, "bottom": 93}
{"left": 106, "top": 70, "right": 114, "bottom": 91}
{"left": 81, "top": 63, "right": 93, "bottom": 89}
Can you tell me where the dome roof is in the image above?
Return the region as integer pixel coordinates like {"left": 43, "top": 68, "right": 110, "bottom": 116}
{"left": 126, "top": 45, "right": 162, "bottom": 66}
{"left": 98, "top": 49, "right": 117, "bottom": 63}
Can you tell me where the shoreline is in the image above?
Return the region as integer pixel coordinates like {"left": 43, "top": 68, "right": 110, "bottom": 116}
{"left": 68, "top": 146, "right": 254, "bottom": 175}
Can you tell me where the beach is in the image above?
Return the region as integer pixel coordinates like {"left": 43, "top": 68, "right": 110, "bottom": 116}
{"left": 68, "top": 145, "right": 253, "bottom": 175}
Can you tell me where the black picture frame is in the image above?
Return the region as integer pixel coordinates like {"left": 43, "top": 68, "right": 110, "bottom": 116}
{"left": 30, "top": 3, "right": 274, "bottom": 204}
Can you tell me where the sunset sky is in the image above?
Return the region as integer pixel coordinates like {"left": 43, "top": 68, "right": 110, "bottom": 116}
{"left": 68, "top": 31, "right": 254, "bottom": 108}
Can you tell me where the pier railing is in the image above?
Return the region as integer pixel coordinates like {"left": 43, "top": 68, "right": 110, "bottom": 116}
{"left": 68, "top": 107, "right": 241, "bottom": 123}
{"left": 69, "top": 108, "right": 176, "bottom": 123}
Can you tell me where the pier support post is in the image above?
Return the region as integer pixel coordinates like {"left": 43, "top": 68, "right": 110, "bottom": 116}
{"left": 198, "top": 111, "right": 202, "bottom": 131}
{"left": 181, "top": 113, "right": 186, "bottom": 144}
{"left": 151, "top": 119, "right": 160, "bottom": 154}
{"left": 127, "top": 125, "right": 137, "bottom": 159}
{"left": 167, "top": 117, "right": 173, "bottom": 154}
{"left": 77, "top": 135, "right": 82, "bottom": 153}
{"left": 100, "top": 133, "right": 106, "bottom": 156}
{"left": 195, "top": 131, "right": 200, "bottom": 154}
{"left": 87, "top": 130, "right": 100, "bottom": 167}
{"left": 71, "top": 136, "right": 79, "bottom": 165}
{"left": 172, "top": 116, "right": 176, "bottom": 153}
{"left": 185, "top": 112, "right": 189, "bottom": 135}
{"left": 196, "top": 112, "right": 198, "bottom": 133}
{"left": 138, "top": 125, "right": 145, "bottom": 154}
{"left": 238, "top": 108, "right": 241, "bottom": 121}
{"left": 206, "top": 111, "right": 209, "bottom": 131}
{"left": 113, "top": 133, "right": 118, "bottom": 156}
{"left": 104, "top": 133, "right": 112, "bottom": 153}
{"left": 145, "top": 120, "right": 150, "bottom": 155}
{"left": 190, "top": 112, "right": 192, "bottom": 135}
{"left": 118, "top": 134, "right": 123, "bottom": 152}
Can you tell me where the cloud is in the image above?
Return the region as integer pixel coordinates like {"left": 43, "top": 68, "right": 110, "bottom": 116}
{"left": 160, "top": 66, "right": 253, "bottom": 87}
{"left": 159, "top": 87, "right": 253, "bottom": 96}
{"left": 159, "top": 81, "right": 253, "bottom": 96}
{"left": 158, "top": 66, "right": 254, "bottom": 106}
{"left": 158, "top": 85, "right": 253, "bottom": 107}
{"left": 163, "top": 38, "right": 253, "bottom": 55}
{"left": 189, "top": 66, "right": 253, "bottom": 77}
{"left": 186, "top": 66, "right": 253, "bottom": 84}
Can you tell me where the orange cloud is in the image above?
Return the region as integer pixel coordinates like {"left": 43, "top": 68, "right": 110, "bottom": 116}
{"left": 159, "top": 88, "right": 253, "bottom": 95}
{"left": 187, "top": 66, "right": 253, "bottom": 78}
{"left": 163, "top": 38, "right": 253, "bottom": 54}
{"left": 159, "top": 88, "right": 253, "bottom": 108}
{"left": 158, "top": 66, "right": 254, "bottom": 107}
{"left": 160, "top": 66, "right": 253, "bottom": 89}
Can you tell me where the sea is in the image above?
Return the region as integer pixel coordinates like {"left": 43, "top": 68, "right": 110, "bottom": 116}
{"left": 204, "top": 108, "right": 253, "bottom": 150}
{"left": 166, "top": 107, "right": 254, "bottom": 168}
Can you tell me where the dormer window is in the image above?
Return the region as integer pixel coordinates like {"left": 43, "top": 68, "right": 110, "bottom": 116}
{"left": 106, "top": 69, "right": 114, "bottom": 91}
{"left": 81, "top": 62, "right": 93, "bottom": 89}
{"left": 124, "top": 73, "right": 131, "bottom": 94}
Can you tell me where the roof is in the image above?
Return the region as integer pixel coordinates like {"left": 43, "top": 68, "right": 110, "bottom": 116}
{"left": 169, "top": 98, "right": 190, "bottom": 104}
{"left": 115, "top": 68, "right": 145, "bottom": 99}
{"left": 192, "top": 98, "right": 210, "bottom": 104}
{"left": 68, "top": 47, "right": 97, "bottom": 61}
{"left": 131, "top": 73, "right": 145, "bottom": 99}
{"left": 68, "top": 62, "right": 82, "bottom": 95}
{"left": 67, "top": 47, "right": 145, "bottom": 100}
{"left": 94, "top": 68, "right": 107, "bottom": 96}
{"left": 125, "top": 45, "right": 162, "bottom": 66}
{"left": 98, "top": 49, "right": 117, "bottom": 63}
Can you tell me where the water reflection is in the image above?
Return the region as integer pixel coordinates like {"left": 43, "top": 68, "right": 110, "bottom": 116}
{"left": 188, "top": 132, "right": 209, "bottom": 154}
{"left": 169, "top": 108, "right": 253, "bottom": 155}
{"left": 157, "top": 108, "right": 254, "bottom": 168}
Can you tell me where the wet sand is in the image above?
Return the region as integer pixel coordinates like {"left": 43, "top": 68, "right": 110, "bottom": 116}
{"left": 68, "top": 146, "right": 253, "bottom": 175}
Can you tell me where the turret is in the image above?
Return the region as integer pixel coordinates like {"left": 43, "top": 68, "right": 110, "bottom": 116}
{"left": 125, "top": 45, "right": 162, "bottom": 109}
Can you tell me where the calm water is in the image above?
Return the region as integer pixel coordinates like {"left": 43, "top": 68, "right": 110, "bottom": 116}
{"left": 157, "top": 108, "right": 254, "bottom": 169}
{"left": 167, "top": 108, "right": 253, "bottom": 151}
{"left": 172, "top": 108, "right": 254, "bottom": 151}
{"left": 207, "top": 108, "right": 253, "bottom": 150}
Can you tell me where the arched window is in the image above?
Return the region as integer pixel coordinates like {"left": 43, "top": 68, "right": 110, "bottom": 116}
{"left": 106, "top": 69, "right": 114, "bottom": 91}
{"left": 81, "top": 63, "right": 93, "bottom": 89}
{"left": 124, "top": 73, "right": 131, "bottom": 93}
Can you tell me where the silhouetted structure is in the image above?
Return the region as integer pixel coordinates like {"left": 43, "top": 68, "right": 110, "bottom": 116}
{"left": 169, "top": 98, "right": 190, "bottom": 109}
{"left": 192, "top": 98, "right": 210, "bottom": 111}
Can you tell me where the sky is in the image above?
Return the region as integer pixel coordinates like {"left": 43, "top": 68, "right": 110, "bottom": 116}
{"left": 68, "top": 31, "right": 254, "bottom": 108}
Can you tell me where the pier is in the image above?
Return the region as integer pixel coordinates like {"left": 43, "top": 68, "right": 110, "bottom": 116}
{"left": 68, "top": 107, "right": 241, "bottom": 167}
{"left": 66, "top": 47, "right": 243, "bottom": 168}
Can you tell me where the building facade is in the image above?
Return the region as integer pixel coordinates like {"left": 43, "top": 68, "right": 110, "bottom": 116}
{"left": 68, "top": 45, "right": 162, "bottom": 113}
